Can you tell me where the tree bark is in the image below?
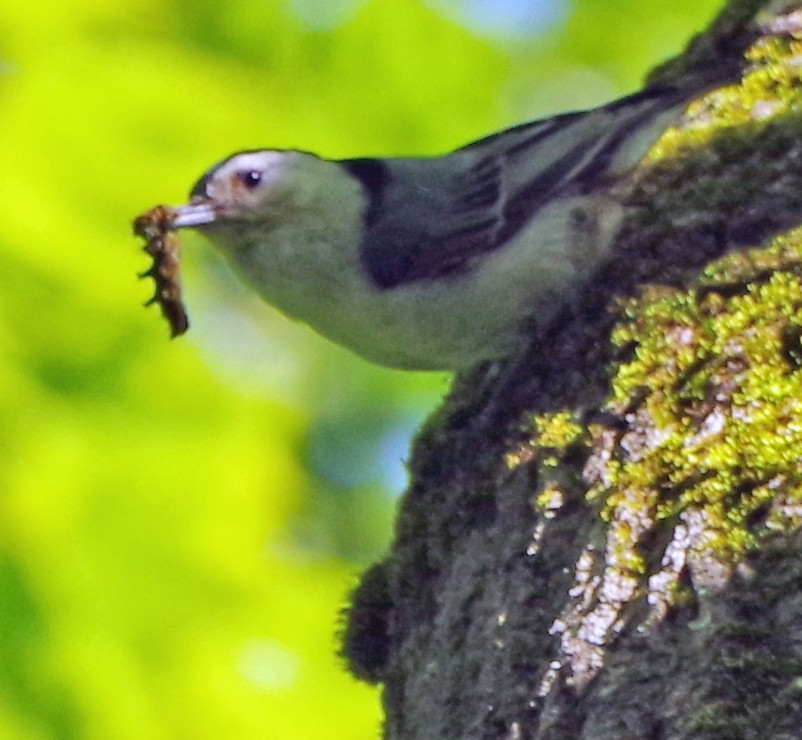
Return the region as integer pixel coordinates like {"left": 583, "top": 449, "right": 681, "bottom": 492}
{"left": 344, "top": 2, "right": 802, "bottom": 737}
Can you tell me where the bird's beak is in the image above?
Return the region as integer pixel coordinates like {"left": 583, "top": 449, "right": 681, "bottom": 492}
{"left": 170, "top": 198, "right": 218, "bottom": 229}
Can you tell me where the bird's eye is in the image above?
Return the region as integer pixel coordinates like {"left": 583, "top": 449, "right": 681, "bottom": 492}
{"left": 237, "top": 170, "right": 263, "bottom": 190}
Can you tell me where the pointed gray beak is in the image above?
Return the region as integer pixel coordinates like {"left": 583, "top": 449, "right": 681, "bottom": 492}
{"left": 170, "top": 199, "right": 218, "bottom": 229}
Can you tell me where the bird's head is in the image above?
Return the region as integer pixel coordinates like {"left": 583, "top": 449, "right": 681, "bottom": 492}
{"left": 163, "top": 148, "right": 372, "bottom": 323}
{"left": 171, "top": 149, "right": 345, "bottom": 232}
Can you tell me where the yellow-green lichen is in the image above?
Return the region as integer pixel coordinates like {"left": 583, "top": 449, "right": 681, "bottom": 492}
{"left": 595, "top": 233, "right": 802, "bottom": 569}
{"left": 510, "top": 412, "right": 589, "bottom": 515}
{"left": 507, "top": 411, "right": 585, "bottom": 471}
{"left": 526, "top": 10, "right": 802, "bottom": 695}
{"left": 650, "top": 33, "right": 802, "bottom": 161}
{"left": 530, "top": 411, "right": 585, "bottom": 453}
{"left": 533, "top": 482, "right": 567, "bottom": 516}
{"left": 546, "top": 233, "right": 802, "bottom": 690}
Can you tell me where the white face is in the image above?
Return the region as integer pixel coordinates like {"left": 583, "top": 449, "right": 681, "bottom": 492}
{"left": 189, "top": 150, "right": 297, "bottom": 223}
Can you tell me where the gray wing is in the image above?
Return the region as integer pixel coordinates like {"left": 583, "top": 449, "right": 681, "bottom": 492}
{"left": 343, "top": 86, "right": 693, "bottom": 290}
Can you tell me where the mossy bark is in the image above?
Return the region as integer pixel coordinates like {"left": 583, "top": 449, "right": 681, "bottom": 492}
{"left": 344, "top": 2, "right": 802, "bottom": 737}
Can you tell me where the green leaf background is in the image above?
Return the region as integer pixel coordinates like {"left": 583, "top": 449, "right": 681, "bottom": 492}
{"left": 0, "top": 0, "right": 720, "bottom": 737}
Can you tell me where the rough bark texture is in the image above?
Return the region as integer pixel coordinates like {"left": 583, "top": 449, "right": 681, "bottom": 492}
{"left": 343, "top": 2, "right": 802, "bottom": 737}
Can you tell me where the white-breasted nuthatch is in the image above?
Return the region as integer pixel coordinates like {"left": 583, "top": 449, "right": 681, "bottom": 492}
{"left": 164, "top": 84, "right": 718, "bottom": 370}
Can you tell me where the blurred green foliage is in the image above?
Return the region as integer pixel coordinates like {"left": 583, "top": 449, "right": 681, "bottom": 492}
{"left": 0, "top": 0, "right": 721, "bottom": 737}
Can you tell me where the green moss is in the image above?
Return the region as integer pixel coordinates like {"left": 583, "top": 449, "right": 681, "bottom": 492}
{"left": 681, "top": 704, "right": 752, "bottom": 736}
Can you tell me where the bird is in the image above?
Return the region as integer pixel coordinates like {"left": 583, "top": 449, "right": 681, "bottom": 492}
{"left": 166, "top": 83, "right": 721, "bottom": 371}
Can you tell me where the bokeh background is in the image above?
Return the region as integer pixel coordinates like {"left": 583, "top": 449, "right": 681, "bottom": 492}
{"left": 0, "top": 0, "right": 721, "bottom": 737}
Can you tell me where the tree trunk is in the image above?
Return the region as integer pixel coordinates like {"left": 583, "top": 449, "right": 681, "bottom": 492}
{"left": 344, "top": 2, "right": 802, "bottom": 737}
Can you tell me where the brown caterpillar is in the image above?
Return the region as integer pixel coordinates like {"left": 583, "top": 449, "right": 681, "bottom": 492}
{"left": 133, "top": 205, "right": 189, "bottom": 338}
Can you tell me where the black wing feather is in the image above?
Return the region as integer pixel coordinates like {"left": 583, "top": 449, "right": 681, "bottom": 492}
{"left": 347, "top": 86, "right": 693, "bottom": 290}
